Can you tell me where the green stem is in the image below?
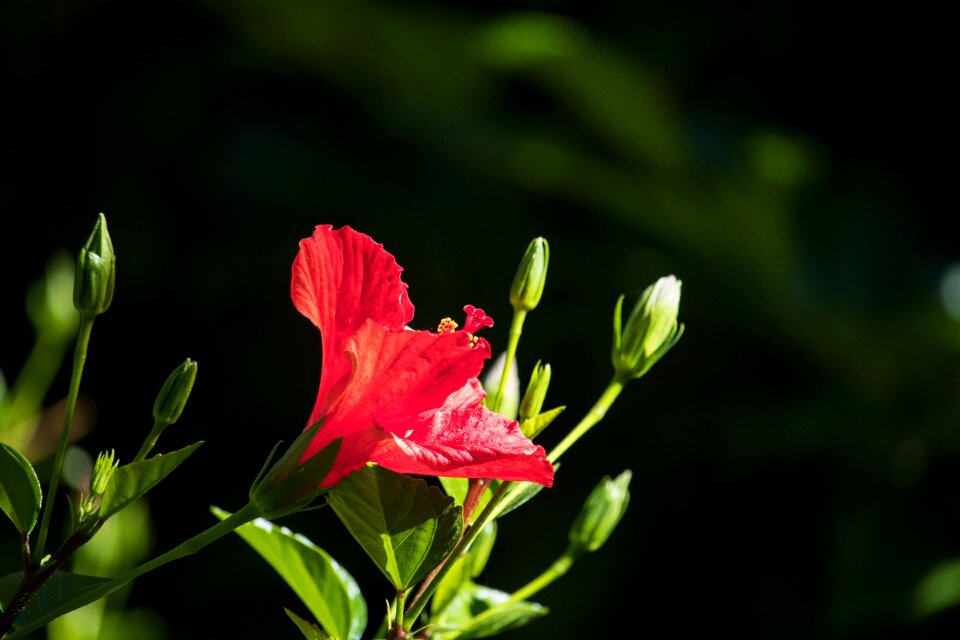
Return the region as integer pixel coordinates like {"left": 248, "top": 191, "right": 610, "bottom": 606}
{"left": 5, "top": 501, "right": 262, "bottom": 639}
{"left": 390, "top": 589, "right": 406, "bottom": 640}
{"left": 404, "top": 482, "right": 511, "bottom": 628}
{"left": 480, "top": 375, "right": 629, "bottom": 524}
{"left": 404, "top": 375, "right": 628, "bottom": 628}
{"left": 510, "top": 552, "right": 575, "bottom": 603}
{"left": 468, "top": 548, "right": 578, "bottom": 629}
{"left": 34, "top": 316, "right": 94, "bottom": 562}
{"left": 490, "top": 310, "right": 526, "bottom": 414}
{"left": 547, "top": 375, "right": 625, "bottom": 464}
{"left": 133, "top": 418, "right": 171, "bottom": 462}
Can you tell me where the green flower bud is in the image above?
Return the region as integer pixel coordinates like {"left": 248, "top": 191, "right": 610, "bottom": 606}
{"left": 519, "top": 360, "right": 551, "bottom": 423}
{"left": 250, "top": 423, "right": 341, "bottom": 519}
{"left": 90, "top": 449, "right": 118, "bottom": 497}
{"left": 568, "top": 470, "right": 631, "bottom": 555}
{"left": 153, "top": 358, "right": 198, "bottom": 425}
{"left": 73, "top": 213, "right": 116, "bottom": 318}
{"left": 509, "top": 237, "right": 549, "bottom": 312}
{"left": 612, "top": 276, "right": 684, "bottom": 380}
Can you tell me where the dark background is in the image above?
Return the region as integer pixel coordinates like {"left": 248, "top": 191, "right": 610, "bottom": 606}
{"left": 2, "top": 1, "right": 957, "bottom": 638}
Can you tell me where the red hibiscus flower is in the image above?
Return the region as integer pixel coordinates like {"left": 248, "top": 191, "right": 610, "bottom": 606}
{"left": 289, "top": 225, "right": 554, "bottom": 488}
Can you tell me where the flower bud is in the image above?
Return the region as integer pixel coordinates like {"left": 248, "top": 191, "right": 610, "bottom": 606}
{"left": 73, "top": 213, "right": 116, "bottom": 318}
{"left": 250, "top": 423, "right": 341, "bottom": 519}
{"left": 509, "top": 237, "right": 549, "bottom": 312}
{"left": 90, "top": 449, "right": 118, "bottom": 497}
{"left": 519, "top": 360, "right": 551, "bottom": 423}
{"left": 568, "top": 470, "right": 631, "bottom": 555}
{"left": 153, "top": 358, "right": 198, "bottom": 425}
{"left": 612, "top": 276, "right": 684, "bottom": 380}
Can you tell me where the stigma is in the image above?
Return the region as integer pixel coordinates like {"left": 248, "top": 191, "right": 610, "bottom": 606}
{"left": 436, "top": 305, "right": 494, "bottom": 348}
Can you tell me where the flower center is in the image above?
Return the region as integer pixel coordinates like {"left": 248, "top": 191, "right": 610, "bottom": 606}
{"left": 437, "top": 305, "right": 494, "bottom": 348}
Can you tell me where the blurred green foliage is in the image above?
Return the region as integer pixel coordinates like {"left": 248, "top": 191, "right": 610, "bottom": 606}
{"left": 1, "top": 0, "right": 954, "bottom": 638}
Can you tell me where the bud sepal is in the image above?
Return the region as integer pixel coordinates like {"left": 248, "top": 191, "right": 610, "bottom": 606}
{"left": 509, "top": 237, "right": 549, "bottom": 312}
{"left": 568, "top": 469, "right": 632, "bottom": 556}
{"left": 73, "top": 213, "right": 116, "bottom": 319}
{"left": 612, "top": 276, "right": 684, "bottom": 380}
{"left": 153, "top": 358, "right": 198, "bottom": 426}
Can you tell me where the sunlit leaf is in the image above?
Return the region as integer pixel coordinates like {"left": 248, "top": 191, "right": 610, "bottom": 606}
{"left": 494, "top": 480, "right": 546, "bottom": 519}
{"left": 519, "top": 405, "right": 565, "bottom": 439}
{"left": 432, "top": 521, "right": 497, "bottom": 620}
{"left": 98, "top": 442, "right": 202, "bottom": 520}
{"left": 433, "top": 583, "right": 546, "bottom": 639}
{"left": 0, "top": 442, "right": 42, "bottom": 534}
{"left": 214, "top": 507, "right": 366, "bottom": 640}
{"left": 328, "top": 465, "right": 462, "bottom": 590}
{"left": 438, "top": 477, "right": 495, "bottom": 525}
{"left": 285, "top": 608, "right": 332, "bottom": 640}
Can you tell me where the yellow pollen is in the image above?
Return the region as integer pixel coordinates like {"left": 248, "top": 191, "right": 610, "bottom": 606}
{"left": 468, "top": 334, "right": 480, "bottom": 348}
{"left": 437, "top": 317, "right": 458, "bottom": 334}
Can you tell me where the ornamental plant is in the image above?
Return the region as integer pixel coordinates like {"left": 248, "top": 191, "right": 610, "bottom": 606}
{"left": 0, "top": 216, "right": 683, "bottom": 639}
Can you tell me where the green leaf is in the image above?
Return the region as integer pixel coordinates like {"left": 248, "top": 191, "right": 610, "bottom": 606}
{"left": 495, "top": 481, "right": 546, "bottom": 519}
{"left": 0, "top": 571, "right": 110, "bottom": 627}
{"left": 213, "top": 507, "right": 366, "bottom": 640}
{"left": 433, "top": 583, "right": 547, "bottom": 640}
{"left": 1, "top": 572, "right": 20, "bottom": 612}
{"left": 285, "top": 608, "right": 332, "bottom": 639}
{"left": 431, "top": 520, "right": 498, "bottom": 621}
{"left": 328, "top": 465, "right": 462, "bottom": 590}
{"left": 438, "top": 477, "right": 468, "bottom": 505}
{"left": 431, "top": 550, "right": 472, "bottom": 621}
{"left": 0, "top": 442, "right": 42, "bottom": 534}
{"left": 519, "top": 405, "right": 565, "bottom": 439}
{"left": 438, "top": 477, "right": 496, "bottom": 525}
{"left": 98, "top": 442, "right": 202, "bottom": 520}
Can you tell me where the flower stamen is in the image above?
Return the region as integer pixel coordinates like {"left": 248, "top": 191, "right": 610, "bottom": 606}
{"left": 437, "top": 318, "right": 459, "bottom": 334}
{"left": 437, "top": 307, "right": 493, "bottom": 347}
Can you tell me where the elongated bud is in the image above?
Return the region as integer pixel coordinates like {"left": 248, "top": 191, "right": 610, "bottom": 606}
{"left": 568, "top": 470, "right": 631, "bottom": 555}
{"left": 153, "top": 358, "right": 198, "bottom": 425}
{"left": 73, "top": 213, "right": 116, "bottom": 318}
{"left": 519, "top": 360, "right": 551, "bottom": 422}
{"left": 250, "top": 422, "right": 341, "bottom": 519}
{"left": 509, "top": 237, "right": 549, "bottom": 311}
{"left": 90, "top": 449, "right": 118, "bottom": 497}
{"left": 612, "top": 276, "right": 684, "bottom": 380}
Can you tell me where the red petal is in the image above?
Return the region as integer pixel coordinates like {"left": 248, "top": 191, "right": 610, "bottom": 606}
{"left": 371, "top": 395, "right": 555, "bottom": 486}
{"left": 292, "top": 225, "right": 416, "bottom": 417}
{"left": 303, "top": 321, "right": 490, "bottom": 457}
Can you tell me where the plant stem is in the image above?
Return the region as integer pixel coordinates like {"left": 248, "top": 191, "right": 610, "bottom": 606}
{"left": 467, "top": 549, "right": 578, "bottom": 629}
{"left": 388, "top": 589, "right": 406, "bottom": 640}
{"left": 404, "top": 375, "right": 628, "bottom": 629}
{"left": 404, "top": 483, "right": 510, "bottom": 629}
{"left": 490, "top": 310, "right": 526, "bottom": 414}
{"left": 34, "top": 316, "right": 94, "bottom": 563}
{"left": 4, "top": 501, "right": 262, "bottom": 639}
{"left": 133, "top": 417, "right": 171, "bottom": 462}
{"left": 479, "top": 375, "right": 629, "bottom": 524}
{"left": 547, "top": 375, "right": 625, "bottom": 464}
